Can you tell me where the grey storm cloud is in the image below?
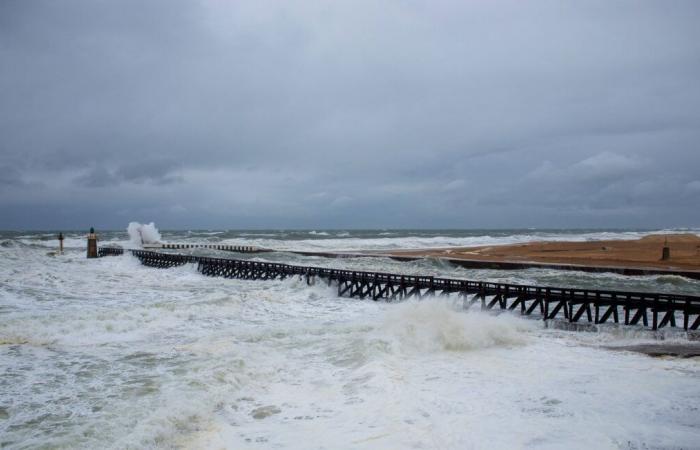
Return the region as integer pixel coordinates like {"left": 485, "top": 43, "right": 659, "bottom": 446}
{"left": 1, "top": 0, "right": 699, "bottom": 229}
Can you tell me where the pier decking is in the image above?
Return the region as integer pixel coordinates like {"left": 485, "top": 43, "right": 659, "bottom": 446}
{"left": 98, "top": 247, "right": 700, "bottom": 331}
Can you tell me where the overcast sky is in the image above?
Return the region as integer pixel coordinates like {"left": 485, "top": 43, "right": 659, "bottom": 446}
{"left": 1, "top": 0, "right": 699, "bottom": 230}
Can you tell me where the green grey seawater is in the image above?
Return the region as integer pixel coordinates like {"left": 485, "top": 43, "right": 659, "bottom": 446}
{"left": 1, "top": 229, "right": 699, "bottom": 449}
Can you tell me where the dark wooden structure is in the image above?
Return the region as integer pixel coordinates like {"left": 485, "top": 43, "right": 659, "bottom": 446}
{"left": 160, "top": 243, "right": 264, "bottom": 252}
{"left": 98, "top": 247, "right": 126, "bottom": 257}
{"left": 99, "top": 248, "right": 700, "bottom": 331}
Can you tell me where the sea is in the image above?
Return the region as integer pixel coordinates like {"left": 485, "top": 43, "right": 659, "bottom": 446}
{"left": 1, "top": 228, "right": 700, "bottom": 449}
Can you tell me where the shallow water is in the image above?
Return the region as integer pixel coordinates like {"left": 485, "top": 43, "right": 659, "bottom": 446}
{"left": 1, "top": 229, "right": 699, "bottom": 449}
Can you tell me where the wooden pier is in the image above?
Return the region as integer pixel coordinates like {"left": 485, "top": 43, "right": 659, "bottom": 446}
{"left": 146, "top": 243, "right": 267, "bottom": 252}
{"left": 98, "top": 248, "right": 700, "bottom": 331}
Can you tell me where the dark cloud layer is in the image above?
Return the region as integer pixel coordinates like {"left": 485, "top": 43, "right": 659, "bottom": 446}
{"left": 1, "top": 0, "right": 699, "bottom": 229}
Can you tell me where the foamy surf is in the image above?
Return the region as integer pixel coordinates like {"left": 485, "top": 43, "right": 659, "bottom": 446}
{"left": 377, "top": 299, "right": 535, "bottom": 353}
{"left": 1, "top": 228, "right": 699, "bottom": 449}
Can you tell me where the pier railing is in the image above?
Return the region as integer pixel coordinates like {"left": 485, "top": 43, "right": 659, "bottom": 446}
{"left": 99, "top": 248, "right": 700, "bottom": 331}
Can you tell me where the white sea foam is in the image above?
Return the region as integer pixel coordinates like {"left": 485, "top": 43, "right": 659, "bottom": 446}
{"left": 377, "top": 299, "right": 534, "bottom": 352}
{"left": 1, "top": 231, "right": 699, "bottom": 449}
{"left": 215, "top": 228, "right": 700, "bottom": 252}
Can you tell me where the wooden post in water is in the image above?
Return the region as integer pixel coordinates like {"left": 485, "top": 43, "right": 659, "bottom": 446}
{"left": 58, "top": 232, "right": 64, "bottom": 255}
{"left": 87, "top": 227, "right": 98, "bottom": 258}
{"left": 661, "top": 237, "right": 670, "bottom": 261}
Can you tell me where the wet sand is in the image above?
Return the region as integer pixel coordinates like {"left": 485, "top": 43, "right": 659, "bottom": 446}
{"left": 380, "top": 234, "right": 700, "bottom": 272}
{"left": 605, "top": 343, "right": 700, "bottom": 358}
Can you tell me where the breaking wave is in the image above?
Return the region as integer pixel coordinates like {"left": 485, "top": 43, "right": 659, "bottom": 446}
{"left": 127, "top": 222, "right": 162, "bottom": 247}
{"left": 378, "top": 299, "right": 536, "bottom": 353}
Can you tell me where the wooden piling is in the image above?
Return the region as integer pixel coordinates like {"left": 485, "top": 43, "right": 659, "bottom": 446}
{"left": 661, "top": 246, "right": 670, "bottom": 261}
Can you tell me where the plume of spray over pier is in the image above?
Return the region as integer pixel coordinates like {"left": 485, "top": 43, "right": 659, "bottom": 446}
{"left": 127, "top": 222, "right": 162, "bottom": 248}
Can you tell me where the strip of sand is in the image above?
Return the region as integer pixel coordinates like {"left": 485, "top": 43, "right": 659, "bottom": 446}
{"left": 604, "top": 343, "right": 700, "bottom": 358}
{"left": 379, "top": 234, "right": 700, "bottom": 272}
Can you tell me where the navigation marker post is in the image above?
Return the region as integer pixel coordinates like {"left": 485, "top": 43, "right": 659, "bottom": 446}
{"left": 87, "top": 228, "right": 98, "bottom": 258}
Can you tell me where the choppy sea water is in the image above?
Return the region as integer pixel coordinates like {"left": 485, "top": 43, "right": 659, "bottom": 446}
{"left": 1, "top": 229, "right": 700, "bottom": 449}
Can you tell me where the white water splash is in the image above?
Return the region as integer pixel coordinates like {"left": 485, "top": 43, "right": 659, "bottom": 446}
{"left": 127, "top": 222, "right": 162, "bottom": 247}
{"left": 379, "top": 299, "right": 534, "bottom": 352}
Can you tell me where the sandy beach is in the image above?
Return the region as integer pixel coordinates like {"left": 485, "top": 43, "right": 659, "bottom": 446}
{"left": 380, "top": 234, "right": 700, "bottom": 272}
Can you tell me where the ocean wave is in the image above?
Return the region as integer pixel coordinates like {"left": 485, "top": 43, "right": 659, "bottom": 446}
{"left": 377, "top": 299, "right": 535, "bottom": 353}
{"left": 219, "top": 229, "right": 680, "bottom": 252}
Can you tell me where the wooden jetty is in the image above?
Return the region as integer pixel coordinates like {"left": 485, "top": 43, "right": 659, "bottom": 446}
{"left": 97, "top": 247, "right": 700, "bottom": 331}
{"left": 143, "top": 243, "right": 268, "bottom": 252}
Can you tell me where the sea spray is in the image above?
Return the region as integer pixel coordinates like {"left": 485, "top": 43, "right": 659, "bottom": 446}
{"left": 127, "top": 222, "right": 162, "bottom": 247}
{"left": 378, "top": 298, "right": 536, "bottom": 353}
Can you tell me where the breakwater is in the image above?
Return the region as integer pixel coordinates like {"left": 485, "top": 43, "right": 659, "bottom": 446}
{"left": 98, "top": 248, "right": 700, "bottom": 331}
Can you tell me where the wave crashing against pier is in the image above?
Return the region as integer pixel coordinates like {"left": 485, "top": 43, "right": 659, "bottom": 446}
{"left": 99, "top": 248, "right": 700, "bottom": 332}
